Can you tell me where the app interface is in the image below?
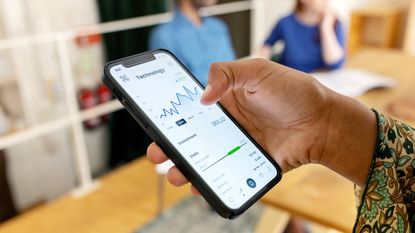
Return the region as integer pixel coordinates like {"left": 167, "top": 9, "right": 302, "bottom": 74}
{"left": 110, "top": 51, "right": 278, "bottom": 209}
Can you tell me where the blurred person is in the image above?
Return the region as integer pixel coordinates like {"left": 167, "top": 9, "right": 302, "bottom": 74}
{"left": 147, "top": 59, "right": 415, "bottom": 232}
{"left": 260, "top": 0, "right": 345, "bottom": 73}
{"left": 149, "top": 0, "right": 235, "bottom": 86}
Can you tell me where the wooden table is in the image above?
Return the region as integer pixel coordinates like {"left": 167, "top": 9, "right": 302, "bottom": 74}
{"left": 350, "top": 49, "right": 415, "bottom": 122}
{"left": 0, "top": 158, "right": 190, "bottom": 233}
{"left": 261, "top": 49, "right": 415, "bottom": 232}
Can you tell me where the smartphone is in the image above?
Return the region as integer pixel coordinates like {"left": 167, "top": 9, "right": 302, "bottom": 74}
{"left": 103, "top": 49, "right": 282, "bottom": 219}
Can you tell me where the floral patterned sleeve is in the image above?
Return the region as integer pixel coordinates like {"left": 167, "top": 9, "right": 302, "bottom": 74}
{"left": 354, "top": 110, "right": 415, "bottom": 233}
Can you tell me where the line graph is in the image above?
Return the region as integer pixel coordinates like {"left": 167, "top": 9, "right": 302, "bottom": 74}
{"left": 160, "top": 86, "right": 199, "bottom": 118}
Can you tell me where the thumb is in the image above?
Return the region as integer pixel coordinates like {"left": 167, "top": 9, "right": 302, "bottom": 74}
{"left": 200, "top": 61, "right": 240, "bottom": 105}
{"left": 200, "top": 62, "right": 233, "bottom": 105}
{"left": 200, "top": 59, "right": 283, "bottom": 105}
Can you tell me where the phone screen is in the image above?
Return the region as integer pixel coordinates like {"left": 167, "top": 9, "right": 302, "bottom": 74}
{"left": 109, "top": 51, "right": 279, "bottom": 209}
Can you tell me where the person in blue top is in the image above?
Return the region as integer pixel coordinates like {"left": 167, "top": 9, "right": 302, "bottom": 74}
{"left": 260, "top": 0, "right": 345, "bottom": 73}
{"left": 149, "top": 0, "right": 235, "bottom": 86}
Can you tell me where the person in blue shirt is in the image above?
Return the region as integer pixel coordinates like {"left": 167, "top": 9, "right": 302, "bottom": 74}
{"left": 149, "top": 0, "right": 235, "bottom": 86}
{"left": 260, "top": 0, "right": 345, "bottom": 73}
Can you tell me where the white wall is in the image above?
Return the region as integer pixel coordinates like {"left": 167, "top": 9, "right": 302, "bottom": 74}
{"left": 0, "top": 0, "right": 108, "bottom": 210}
{"left": 6, "top": 131, "right": 77, "bottom": 210}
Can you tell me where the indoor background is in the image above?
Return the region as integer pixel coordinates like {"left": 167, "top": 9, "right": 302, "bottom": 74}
{"left": 0, "top": 0, "right": 413, "bottom": 232}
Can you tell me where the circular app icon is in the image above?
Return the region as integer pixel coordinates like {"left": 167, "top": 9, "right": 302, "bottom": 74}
{"left": 246, "top": 178, "right": 256, "bottom": 188}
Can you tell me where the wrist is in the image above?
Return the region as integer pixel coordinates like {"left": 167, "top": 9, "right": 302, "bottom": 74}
{"left": 318, "top": 91, "right": 377, "bottom": 187}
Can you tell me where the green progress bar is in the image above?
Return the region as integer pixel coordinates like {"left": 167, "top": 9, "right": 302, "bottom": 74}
{"left": 227, "top": 146, "right": 241, "bottom": 156}
{"left": 202, "top": 142, "right": 247, "bottom": 172}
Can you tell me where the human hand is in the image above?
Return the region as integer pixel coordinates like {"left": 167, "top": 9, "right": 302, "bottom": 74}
{"left": 320, "top": 8, "right": 336, "bottom": 32}
{"left": 258, "top": 45, "right": 273, "bottom": 60}
{"left": 147, "top": 59, "right": 377, "bottom": 190}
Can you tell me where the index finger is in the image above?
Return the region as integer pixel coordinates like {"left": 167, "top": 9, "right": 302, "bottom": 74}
{"left": 146, "top": 142, "right": 169, "bottom": 164}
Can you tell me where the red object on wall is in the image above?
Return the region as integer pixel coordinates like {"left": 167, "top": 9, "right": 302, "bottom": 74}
{"left": 79, "top": 88, "right": 101, "bottom": 129}
{"left": 75, "top": 34, "right": 102, "bottom": 47}
{"left": 96, "top": 84, "right": 112, "bottom": 122}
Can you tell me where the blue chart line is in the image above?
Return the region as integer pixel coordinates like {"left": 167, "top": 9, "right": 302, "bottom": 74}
{"left": 160, "top": 86, "right": 199, "bottom": 118}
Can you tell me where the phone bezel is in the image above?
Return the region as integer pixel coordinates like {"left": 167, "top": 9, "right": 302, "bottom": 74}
{"left": 102, "top": 49, "right": 282, "bottom": 218}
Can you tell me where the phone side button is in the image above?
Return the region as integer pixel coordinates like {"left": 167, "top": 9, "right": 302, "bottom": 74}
{"left": 122, "top": 100, "right": 149, "bottom": 129}
{"left": 111, "top": 88, "right": 122, "bottom": 100}
{"left": 133, "top": 116, "right": 148, "bottom": 129}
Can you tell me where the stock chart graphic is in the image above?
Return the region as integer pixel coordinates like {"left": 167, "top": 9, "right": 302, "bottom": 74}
{"left": 160, "top": 86, "right": 199, "bottom": 119}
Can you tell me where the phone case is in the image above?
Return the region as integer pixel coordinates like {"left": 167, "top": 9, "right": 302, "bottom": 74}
{"left": 102, "top": 49, "right": 282, "bottom": 219}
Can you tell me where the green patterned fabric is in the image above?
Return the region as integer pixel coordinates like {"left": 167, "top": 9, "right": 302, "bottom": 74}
{"left": 354, "top": 111, "right": 415, "bottom": 233}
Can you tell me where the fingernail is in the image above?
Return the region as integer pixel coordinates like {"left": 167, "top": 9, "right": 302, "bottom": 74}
{"left": 201, "top": 84, "right": 212, "bottom": 100}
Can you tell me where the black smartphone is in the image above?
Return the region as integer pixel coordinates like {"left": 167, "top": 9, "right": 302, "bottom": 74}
{"left": 103, "top": 49, "right": 282, "bottom": 219}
